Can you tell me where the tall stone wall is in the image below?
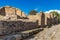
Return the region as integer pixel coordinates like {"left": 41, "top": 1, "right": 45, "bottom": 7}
{"left": 28, "top": 12, "right": 45, "bottom": 27}
{"left": 4, "top": 6, "right": 16, "bottom": 16}
{"left": 28, "top": 11, "right": 58, "bottom": 27}
{"left": 39, "top": 12, "right": 45, "bottom": 26}
{"left": 0, "top": 6, "right": 26, "bottom": 20}
{"left": 16, "top": 8, "right": 26, "bottom": 17}
{"left": 0, "top": 7, "right": 5, "bottom": 16}
{"left": 45, "top": 13, "right": 51, "bottom": 26}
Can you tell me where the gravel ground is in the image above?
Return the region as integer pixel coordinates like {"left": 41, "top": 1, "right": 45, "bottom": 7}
{"left": 24, "top": 24, "right": 60, "bottom": 40}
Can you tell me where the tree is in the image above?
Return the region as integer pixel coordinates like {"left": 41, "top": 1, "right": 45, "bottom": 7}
{"left": 29, "top": 10, "right": 37, "bottom": 15}
{"left": 50, "top": 11, "right": 59, "bottom": 16}
{"left": 50, "top": 11, "right": 60, "bottom": 22}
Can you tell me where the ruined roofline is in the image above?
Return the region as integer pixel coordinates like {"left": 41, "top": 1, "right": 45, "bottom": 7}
{"left": 0, "top": 6, "right": 57, "bottom": 16}
{"left": 0, "top": 5, "right": 22, "bottom": 12}
{"left": 0, "top": 6, "right": 50, "bottom": 16}
{"left": 0, "top": 5, "right": 12, "bottom": 9}
{"left": 0, "top": 5, "right": 27, "bottom": 16}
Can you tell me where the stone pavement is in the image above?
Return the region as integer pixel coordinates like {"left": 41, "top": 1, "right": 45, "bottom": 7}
{"left": 24, "top": 24, "right": 60, "bottom": 40}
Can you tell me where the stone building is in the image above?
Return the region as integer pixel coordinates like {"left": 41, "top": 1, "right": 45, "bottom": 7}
{"left": 0, "top": 6, "right": 26, "bottom": 20}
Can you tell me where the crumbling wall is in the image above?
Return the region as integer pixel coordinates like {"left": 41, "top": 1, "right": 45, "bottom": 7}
{"left": 16, "top": 8, "right": 26, "bottom": 17}
{"left": 0, "top": 20, "right": 38, "bottom": 35}
{"left": 28, "top": 12, "right": 45, "bottom": 27}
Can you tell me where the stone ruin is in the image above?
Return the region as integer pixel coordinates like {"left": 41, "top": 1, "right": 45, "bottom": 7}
{"left": 0, "top": 6, "right": 58, "bottom": 35}
{"left": 0, "top": 6, "right": 38, "bottom": 35}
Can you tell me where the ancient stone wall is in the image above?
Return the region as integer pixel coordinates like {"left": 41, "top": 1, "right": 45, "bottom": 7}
{"left": 4, "top": 6, "right": 16, "bottom": 16}
{"left": 16, "top": 8, "right": 26, "bottom": 17}
{"left": 0, "top": 6, "right": 58, "bottom": 34}
{"left": 0, "top": 20, "right": 38, "bottom": 35}
{"left": 0, "top": 7, "right": 5, "bottom": 16}
{"left": 0, "top": 6, "right": 27, "bottom": 20}
{"left": 39, "top": 12, "right": 45, "bottom": 26}
{"left": 45, "top": 13, "right": 51, "bottom": 26}
{"left": 28, "top": 12, "right": 45, "bottom": 27}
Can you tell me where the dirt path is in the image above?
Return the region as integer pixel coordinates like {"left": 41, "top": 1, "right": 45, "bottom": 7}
{"left": 24, "top": 24, "right": 60, "bottom": 40}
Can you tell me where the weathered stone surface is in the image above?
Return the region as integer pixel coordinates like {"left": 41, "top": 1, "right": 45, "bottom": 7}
{"left": 0, "top": 6, "right": 58, "bottom": 27}
{"left": 30, "top": 24, "right": 60, "bottom": 40}
{"left": 0, "top": 6, "right": 58, "bottom": 40}
{"left": 0, "top": 20, "right": 38, "bottom": 35}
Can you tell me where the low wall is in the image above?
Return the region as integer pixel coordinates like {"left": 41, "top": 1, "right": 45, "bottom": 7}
{"left": 0, "top": 20, "right": 38, "bottom": 35}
